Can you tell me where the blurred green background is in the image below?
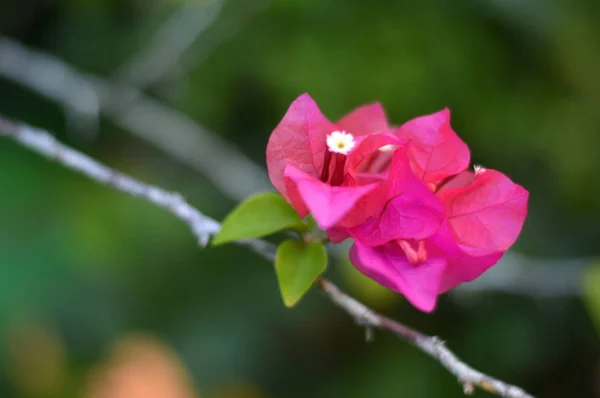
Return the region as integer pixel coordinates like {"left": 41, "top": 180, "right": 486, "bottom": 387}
{"left": 0, "top": 0, "right": 599, "bottom": 397}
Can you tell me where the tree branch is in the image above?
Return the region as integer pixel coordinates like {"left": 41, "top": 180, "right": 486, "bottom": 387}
{"left": 112, "top": 0, "right": 224, "bottom": 89}
{"left": 66, "top": 0, "right": 225, "bottom": 140}
{"left": 0, "top": 116, "right": 218, "bottom": 246}
{"left": 168, "top": 0, "right": 271, "bottom": 83}
{"left": 318, "top": 279, "right": 534, "bottom": 398}
{"left": 0, "top": 36, "right": 272, "bottom": 201}
{"left": 0, "top": 114, "right": 534, "bottom": 398}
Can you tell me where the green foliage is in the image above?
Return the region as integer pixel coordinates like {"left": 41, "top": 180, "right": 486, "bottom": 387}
{"left": 275, "top": 239, "right": 327, "bottom": 307}
{"left": 583, "top": 260, "right": 600, "bottom": 335}
{"left": 213, "top": 192, "right": 301, "bottom": 245}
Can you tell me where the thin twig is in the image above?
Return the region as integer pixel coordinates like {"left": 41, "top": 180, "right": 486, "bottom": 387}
{"left": 0, "top": 36, "right": 271, "bottom": 201}
{"left": 318, "top": 279, "right": 534, "bottom": 398}
{"left": 113, "top": 0, "right": 224, "bottom": 88}
{"left": 172, "top": 0, "right": 271, "bottom": 82}
{"left": 0, "top": 116, "right": 218, "bottom": 246}
{"left": 0, "top": 114, "right": 535, "bottom": 398}
{"left": 68, "top": 0, "right": 226, "bottom": 139}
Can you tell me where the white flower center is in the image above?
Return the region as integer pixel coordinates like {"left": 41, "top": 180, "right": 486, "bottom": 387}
{"left": 326, "top": 131, "right": 356, "bottom": 155}
{"left": 474, "top": 165, "right": 487, "bottom": 175}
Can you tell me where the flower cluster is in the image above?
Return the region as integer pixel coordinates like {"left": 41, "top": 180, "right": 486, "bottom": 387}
{"left": 266, "top": 94, "right": 528, "bottom": 312}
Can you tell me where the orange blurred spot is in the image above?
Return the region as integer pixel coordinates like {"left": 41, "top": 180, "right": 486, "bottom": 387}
{"left": 84, "top": 333, "right": 198, "bottom": 398}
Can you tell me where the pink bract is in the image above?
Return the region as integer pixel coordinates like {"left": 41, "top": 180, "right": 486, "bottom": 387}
{"left": 348, "top": 109, "right": 529, "bottom": 312}
{"left": 266, "top": 94, "right": 401, "bottom": 229}
{"left": 395, "top": 108, "right": 470, "bottom": 187}
{"left": 350, "top": 240, "right": 446, "bottom": 312}
{"left": 351, "top": 147, "right": 446, "bottom": 247}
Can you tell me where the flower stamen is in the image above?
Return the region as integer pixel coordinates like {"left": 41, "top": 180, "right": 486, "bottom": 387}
{"left": 326, "top": 131, "right": 356, "bottom": 155}
{"left": 417, "top": 240, "right": 428, "bottom": 263}
{"left": 320, "top": 150, "right": 332, "bottom": 182}
{"left": 398, "top": 240, "right": 428, "bottom": 264}
{"left": 398, "top": 240, "right": 420, "bottom": 265}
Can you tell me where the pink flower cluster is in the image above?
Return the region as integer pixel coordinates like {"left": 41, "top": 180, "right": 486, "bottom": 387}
{"left": 266, "top": 94, "right": 528, "bottom": 312}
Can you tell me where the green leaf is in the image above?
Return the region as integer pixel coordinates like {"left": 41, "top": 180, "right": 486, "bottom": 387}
{"left": 303, "top": 214, "right": 318, "bottom": 231}
{"left": 583, "top": 260, "right": 600, "bottom": 335}
{"left": 213, "top": 192, "right": 301, "bottom": 245}
{"left": 275, "top": 239, "right": 327, "bottom": 307}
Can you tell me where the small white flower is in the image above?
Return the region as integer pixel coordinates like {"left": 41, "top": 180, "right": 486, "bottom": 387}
{"left": 474, "top": 164, "right": 487, "bottom": 175}
{"left": 326, "top": 131, "right": 356, "bottom": 155}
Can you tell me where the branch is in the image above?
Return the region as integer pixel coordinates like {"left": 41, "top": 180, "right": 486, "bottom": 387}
{"left": 0, "top": 116, "right": 217, "bottom": 246}
{"left": 171, "top": 0, "right": 271, "bottom": 82}
{"left": 0, "top": 36, "right": 272, "bottom": 202}
{"left": 112, "top": 0, "right": 224, "bottom": 89}
{"left": 0, "top": 114, "right": 535, "bottom": 398}
{"left": 65, "top": 0, "right": 225, "bottom": 139}
{"left": 318, "top": 279, "right": 534, "bottom": 398}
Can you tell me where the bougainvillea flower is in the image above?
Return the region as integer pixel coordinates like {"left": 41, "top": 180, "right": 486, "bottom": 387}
{"left": 348, "top": 110, "right": 529, "bottom": 312}
{"left": 266, "top": 94, "right": 403, "bottom": 229}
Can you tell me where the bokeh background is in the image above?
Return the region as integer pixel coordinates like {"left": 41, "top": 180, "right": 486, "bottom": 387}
{"left": 1, "top": 0, "right": 599, "bottom": 397}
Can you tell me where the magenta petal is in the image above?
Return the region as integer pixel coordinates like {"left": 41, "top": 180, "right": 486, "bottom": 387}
{"left": 330, "top": 134, "right": 404, "bottom": 229}
{"left": 266, "top": 94, "right": 337, "bottom": 199}
{"left": 350, "top": 240, "right": 446, "bottom": 312}
{"left": 365, "top": 192, "right": 443, "bottom": 245}
{"left": 384, "top": 146, "right": 429, "bottom": 198}
{"left": 283, "top": 170, "right": 310, "bottom": 219}
{"left": 351, "top": 148, "right": 445, "bottom": 246}
{"left": 431, "top": 221, "right": 503, "bottom": 293}
{"left": 346, "top": 133, "right": 404, "bottom": 180}
{"left": 437, "top": 169, "right": 529, "bottom": 256}
{"left": 439, "top": 251, "right": 504, "bottom": 293}
{"left": 395, "top": 108, "right": 470, "bottom": 185}
{"left": 333, "top": 184, "right": 384, "bottom": 229}
{"left": 284, "top": 164, "right": 378, "bottom": 229}
{"left": 352, "top": 190, "right": 444, "bottom": 247}
{"left": 436, "top": 170, "right": 476, "bottom": 192}
{"left": 336, "top": 102, "right": 390, "bottom": 136}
